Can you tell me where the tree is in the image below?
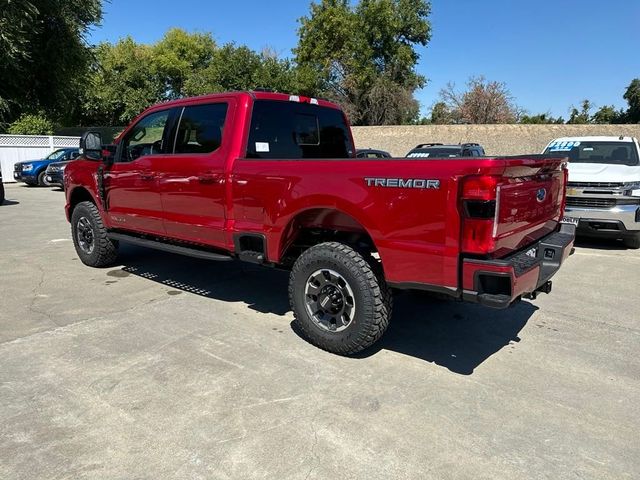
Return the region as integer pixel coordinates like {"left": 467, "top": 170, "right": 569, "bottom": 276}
{"left": 623, "top": 78, "right": 640, "bottom": 123}
{"left": 592, "top": 105, "right": 625, "bottom": 124}
{"left": 184, "top": 43, "right": 297, "bottom": 96}
{"left": 519, "top": 113, "right": 564, "bottom": 124}
{"left": 81, "top": 31, "right": 300, "bottom": 126}
{"left": 151, "top": 28, "right": 216, "bottom": 100}
{"left": 567, "top": 99, "right": 593, "bottom": 124}
{"left": 7, "top": 112, "right": 54, "bottom": 135}
{"left": 439, "top": 76, "right": 519, "bottom": 124}
{"left": 0, "top": 0, "right": 102, "bottom": 128}
{"left": 81, "top": 38, "right": 164, "bottom": 126}
{"left": 295, "top": 0, "right": 431, "bottom": 125}
{"left": 430, "top": 101, "right": 452, "bottom": 124}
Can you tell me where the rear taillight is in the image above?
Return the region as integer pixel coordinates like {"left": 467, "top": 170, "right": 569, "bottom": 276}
{"left": 461, "top": 175, "right": 500, "bottom": 254}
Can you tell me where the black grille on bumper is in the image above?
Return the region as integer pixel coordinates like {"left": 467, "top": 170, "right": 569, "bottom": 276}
{"left": 567, "top": 181, "right": 624, "bottom": 189}
{"left": 566, "top": 197, "right": 640, "bottom": 209}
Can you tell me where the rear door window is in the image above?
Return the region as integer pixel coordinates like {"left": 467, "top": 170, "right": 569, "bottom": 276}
{"left": 172, "top": 103, "right": 229, "bottom": 154}
{"left": 246, "top": 100, "right": 354, "bottom": 159}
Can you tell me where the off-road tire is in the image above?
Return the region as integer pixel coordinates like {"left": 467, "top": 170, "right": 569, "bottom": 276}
{"left": 289, "top": 242, "right": 392, "bottom": 355}
{"left": 71, "top": 201, "right": 119, "bottom": 267}
{"left": 37, "top": 171, "right": 47, "bottom": 187}
{"left": 623, "top": 234, "right": 640, "bottom": 249}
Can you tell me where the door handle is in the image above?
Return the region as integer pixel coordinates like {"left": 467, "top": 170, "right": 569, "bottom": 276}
{"left": 140, "top": 173, "right": 155, "bottom": 181}
{"left": 198, "top": 173, "right": 220, "bottom": 184}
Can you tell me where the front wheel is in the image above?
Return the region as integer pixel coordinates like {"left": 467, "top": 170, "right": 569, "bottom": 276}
{"left": 289, "top": 242, "right": 392, "bottom": 355}
{"left": 71, "top": 201, "right": 119, "bottom": 267}
{"left": 37, "top": 171, "right": 47, "bottom": 186}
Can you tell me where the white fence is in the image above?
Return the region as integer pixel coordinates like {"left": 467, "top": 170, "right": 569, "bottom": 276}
{"left": 0, "top": 135, "right": 80, "bottom": 182}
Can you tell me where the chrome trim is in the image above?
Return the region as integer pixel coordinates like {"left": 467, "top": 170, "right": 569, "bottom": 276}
{"left": 565, "top": 204, "right": 640, "bottom": 231}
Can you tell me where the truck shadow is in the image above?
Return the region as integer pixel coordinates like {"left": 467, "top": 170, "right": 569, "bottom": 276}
{"left": 116, "top": 244, "right": 535, "bottom": 374}
{"left": 117, "top": 244, "right": 291, "bottom": 316}
{"left": 352, "top": 292, "right": 536, "bottom": 375}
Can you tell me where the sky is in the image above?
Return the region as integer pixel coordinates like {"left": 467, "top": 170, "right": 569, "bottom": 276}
{"left": 89, "top": 0, "right": 640, "bottom": 119}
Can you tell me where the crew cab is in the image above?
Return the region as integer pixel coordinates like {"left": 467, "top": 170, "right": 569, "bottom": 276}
{"left": 543, "top": 136, "right": 640, "bottom": 248}
{"left": 65, "top": 91, "right": 574, "bottom": 355}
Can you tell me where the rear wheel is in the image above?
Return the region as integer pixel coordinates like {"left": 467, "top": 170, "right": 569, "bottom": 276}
{"left": 71, "top": 201, "right": 119, "bottom": 267}
{"left": 289, "top": 242, "right": 392, "bottom": 355}
{"left": 623, "top": 234, "right": 640, "bottom": 249}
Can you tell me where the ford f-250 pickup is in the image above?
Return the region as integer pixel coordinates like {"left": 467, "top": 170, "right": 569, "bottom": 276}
{"left": 65, "top": 91, "right": 575, "bottom": 355}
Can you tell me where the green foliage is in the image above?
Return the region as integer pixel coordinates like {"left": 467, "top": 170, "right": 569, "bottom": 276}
{"left": 184, "top": 44, "right": 296, "bottom": 96}
{"left": 81, "top": 30, "right": 300, "bottom": 125}
{"left": 8, "top": 112, "right": 54, "bottom": 135}
{"left": 82, "top": 38, "right": 164, "bottom": 125}
{"left": 623, "top": 78, "right": 640, "bottom": 123}
{"left": 0, "top": 0, "right": 102, "bottom": 126}
{"left": 519, "top": 113, "right": 564, "bottom": 124}
{"left": 567, "top": 99, "right": 593, "bottom": 124}
{"left": 295, "top": 0, "right": 431, "bottom": 125}
{"left": 592, "top": 105, "right": 625, "bottom": 124}
{"left": 151, "top": 28, "right": 216, "bottom": 99}
{"left": 430, "top": 101, "right": 452, "bottom": 124}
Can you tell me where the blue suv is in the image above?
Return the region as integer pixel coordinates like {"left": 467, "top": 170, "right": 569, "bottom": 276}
{"left": 13, "top": 148, "right": 80, "bottom": 186}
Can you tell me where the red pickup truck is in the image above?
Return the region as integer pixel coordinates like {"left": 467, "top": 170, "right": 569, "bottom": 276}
{"left": 65, "top": 91, "right": 575, "bottom": 355}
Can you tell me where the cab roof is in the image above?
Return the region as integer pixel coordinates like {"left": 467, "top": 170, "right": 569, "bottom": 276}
{"left": 147, "top": 91, "right": 342, "bottom": 111}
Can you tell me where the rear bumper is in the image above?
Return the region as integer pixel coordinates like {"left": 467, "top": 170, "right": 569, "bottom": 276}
{"left": 565, "top": 203, "right": 640, "bottom": 237}
{"left": 461, "top": 223, "right": 576, "bottom": 309}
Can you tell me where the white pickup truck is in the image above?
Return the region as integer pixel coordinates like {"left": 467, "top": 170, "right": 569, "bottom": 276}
{"left": 543, "top": 136, "right": 640, "bottom": 248}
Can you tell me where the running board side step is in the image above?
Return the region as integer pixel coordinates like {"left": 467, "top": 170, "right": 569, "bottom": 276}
{"left": 107, "top": 232, "right": 234, "bottom": 262}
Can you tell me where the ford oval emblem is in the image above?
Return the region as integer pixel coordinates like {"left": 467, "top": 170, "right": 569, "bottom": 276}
{"left": 536, "top": 188, "right": 547, "bottom": 202}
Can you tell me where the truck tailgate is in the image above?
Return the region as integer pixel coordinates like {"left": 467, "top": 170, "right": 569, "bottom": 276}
{"left": 492, "top": 156, "right": 567, "bottom": 256}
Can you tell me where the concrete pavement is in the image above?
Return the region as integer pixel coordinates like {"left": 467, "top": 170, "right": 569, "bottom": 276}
{"left": 1, "top": 183, "right": 638, "bottom": 479}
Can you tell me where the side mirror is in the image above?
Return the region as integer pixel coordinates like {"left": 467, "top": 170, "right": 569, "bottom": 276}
{"left": 80, "top": 131, "right": 103, "bottom": 160}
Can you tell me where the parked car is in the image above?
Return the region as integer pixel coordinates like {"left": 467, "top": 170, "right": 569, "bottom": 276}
{"left": 13, "top": 148, "right": 80, "bottom": 186}
{"left": 0, "top": 171, "right": 4, "bottom": 205}
{"left": 45, "top": 158, "right": 78, "bottom": 189}
{"left": 543, "top": 136, "right": 640, "bottom": 248}
{"left": 65, "top": 91, "right": 574, "bottom": 355}
{"left": 356, "top": 148, "right": 391, "bottom": 158}
{"left": 406, "top": 143, "right": 485, "bottom": 158}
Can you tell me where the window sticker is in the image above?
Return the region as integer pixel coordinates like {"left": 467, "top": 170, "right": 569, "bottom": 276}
{"left": 548, "top": 140, "right": 580, "bottom": 152}
{"left": 255, "top": 142, "right": 270, "bottom": 152}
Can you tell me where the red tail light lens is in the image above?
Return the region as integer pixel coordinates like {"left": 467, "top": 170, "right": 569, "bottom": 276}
{"left": 461, "top": 175, "right": 500, "bottom": 254}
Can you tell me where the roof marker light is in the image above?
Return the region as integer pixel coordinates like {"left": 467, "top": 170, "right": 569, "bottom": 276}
{"left": 289, "top": 95, "right": 300, "bottom": 102}
{"left": 310, "top": 98, "right": 319, "bottom": 105}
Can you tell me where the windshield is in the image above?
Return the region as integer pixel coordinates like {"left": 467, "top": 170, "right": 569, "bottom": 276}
{"left": 45, "top": 149, "right": 68, "bottom": 160}
{"left": 544, "top": 141, "right": 639, "bottom": 166}
{"left": 407, "top": 148, "right": 461, "bottom": 158}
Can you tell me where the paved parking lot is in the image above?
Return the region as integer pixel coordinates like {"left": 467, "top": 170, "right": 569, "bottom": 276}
{"left": 1, "top": 183, "right": 639, "bottom": 479}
